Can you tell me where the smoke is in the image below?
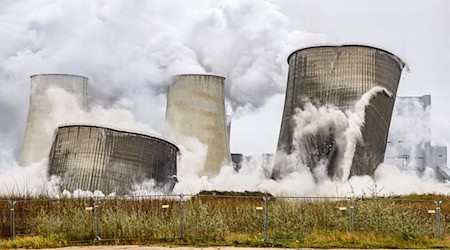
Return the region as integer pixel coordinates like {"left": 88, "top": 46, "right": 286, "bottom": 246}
{"left": 0, "top": 86, "right": 448, "bottom": 197}
{"left": 173, "top": 87, "right": 450, "bottom": 197}
{"left": 0, "top": 0, "right": 328, "bottom": 160}
{"left": 0, "top": 1, "right": 448, "bottom": 197}
{"left": 274, "top": 87, "right": 392, "bottom": 181}
{"left": 0, "top": 85, "right": 163, "bottom": 197}
{"left": 174, "top": 156, "right": 449, "bottom": 197}
{"left": 45, "top": 87, "right": 160, "bottom": 136}
{"left": 0, "top": 0, "right": 327, "bottom": 196}
{"left": 388, "top": 96, "right": 431, "bottom": 146}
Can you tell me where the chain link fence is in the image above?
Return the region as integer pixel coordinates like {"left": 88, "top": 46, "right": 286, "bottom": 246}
{"left": 0, "top": 195, "right": 448, "bottom": 242}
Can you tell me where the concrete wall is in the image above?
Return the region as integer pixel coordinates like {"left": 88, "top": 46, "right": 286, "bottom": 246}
{"left": 432, "top": 146, "right": 448, "bottom": 181}
{"left": 19, "top": 74, "right": 88, "bottom": 166}
{"left": 165, "top": 74, "right": 231, "bottom": 176}
{"left": 274, "top": 45, "right": 404, "bottom": 179}
{"left": 49, "top": 125, "right": 178, "bottom": 194}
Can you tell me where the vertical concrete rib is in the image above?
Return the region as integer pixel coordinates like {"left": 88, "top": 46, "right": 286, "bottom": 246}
{"left": 48, "top": 125, "right": 179, "bottom": 194}
{"left": 273, "top": 45, "right": 405, "bottom": 179}
{"left": 19, "top": 74, "right": 89, "bottom": 166}
{"left": 165, "top": 74, "right": 231, "bottom": 176}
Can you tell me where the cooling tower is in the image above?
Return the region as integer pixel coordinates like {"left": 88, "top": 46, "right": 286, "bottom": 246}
{"left": 165, "top": 74, "right": 231, "bottom": 176}
{"left": 49, "top": 125, "right": 179, "bottom": 194}
{"left": 273, "top": 45, "right": 405, "bottom": 180}
{"left": 19, "top": 74, "right": 88, "bottom": 166}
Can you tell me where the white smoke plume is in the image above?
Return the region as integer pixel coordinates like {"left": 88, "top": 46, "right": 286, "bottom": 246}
{"left": 274, "top": 87, "right": 391, "bottom": 181}
{"left": 0, "top": 0, "right": 328, "bottom": 160}
{"left": 0, "top": 86, "right": 448, "bottom": 197}
{"left": 388, "top": 96, "right": 431, "bottom": 145}
{"left": 0, "top": 0, "right": 328, "bottom": 196}
{"left": 173, "top": 88, "right": 450, "bottom": 197}
{"left": 0, "top": 1, "right": 448, "bottom": 197}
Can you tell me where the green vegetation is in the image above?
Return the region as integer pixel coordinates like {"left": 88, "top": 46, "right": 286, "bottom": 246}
{"left": 0, "top": 193, "right": 448, "bottom": 249}
{"left": 0, "top": 235, "right": 67, "bottom": 249}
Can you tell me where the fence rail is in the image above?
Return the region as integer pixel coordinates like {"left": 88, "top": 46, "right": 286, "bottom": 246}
{"left": 0, "top": 195, "right": 448, "bottom": 242}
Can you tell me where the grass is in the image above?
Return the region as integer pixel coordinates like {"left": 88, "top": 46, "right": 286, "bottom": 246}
{"left": 0, "top": 234, "right": 67, "bottom": 249}
{"left": 0, "top": 193, "right": 448, "bottom": 248}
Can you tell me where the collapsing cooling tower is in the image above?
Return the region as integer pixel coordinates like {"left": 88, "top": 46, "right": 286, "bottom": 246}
{"left": 19, "top": 74, "right": 88, "bottom": 167}
{"left": 273, "top": 45, "right": 405, "bottom": 180}
{"left": 165, "top": 74, "right": 231, "bottom": 176}
{"left": 49, "top": 125, "right": 179, "bottom": 194}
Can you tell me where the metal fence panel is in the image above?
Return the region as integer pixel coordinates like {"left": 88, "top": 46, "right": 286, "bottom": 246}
{"left": 353, "top": 198, "right": 435, "bottom": 239}
{"left": 0, "top": 201, "right": 11, "bottom": 238}
{"left": 97, "top": 195, "right": 181, "bottom": 241}
{"left": 183, "top": 195, "right": 265, "bottom": 241}
{"left": 0, "top": 195, "right": 448, "bottom": 242}
{"left": 10, "top": 198, "right": 95, "bottom": 241}
{"left": 267, "top": 197, "right": 350, "bottom": 241}
{"left": 441, "top": 200, "right": 449, "bottom": 240}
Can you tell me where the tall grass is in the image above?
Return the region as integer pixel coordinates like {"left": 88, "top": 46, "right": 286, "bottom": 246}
{"left": 0, "top": 193, "right": 448, "bottom": 248}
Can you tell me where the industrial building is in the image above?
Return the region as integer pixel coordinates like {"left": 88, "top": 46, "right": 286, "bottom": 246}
{"left": 273, "top": 45, "right": 405, "bottom": 180}
{"left": 19, "top": 74, "right": 88, "bottom": 166}
{"left": 385, "top": 95, "right": 449, "bottom": 181}
{"left": 231, "top": 153, "right": 244, "bottom": 171}
{"left": 49, "top": 125, "right": 179, "bottom": 194}
{"left": 165, "top": 74, "right": 231, "bottom": 176}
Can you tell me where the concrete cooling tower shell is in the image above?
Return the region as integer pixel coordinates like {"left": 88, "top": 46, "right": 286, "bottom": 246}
{"left": 274, "top": 45, "right": 404, "bottom": 179}
{"left": 49, "top": 125, "right": 179, "bottom": 194}
{"left": 165, "top": 74, "right": 231, "bottom": 176}
{"left": 19, "top": 74, "right": 88, "bottom": 167}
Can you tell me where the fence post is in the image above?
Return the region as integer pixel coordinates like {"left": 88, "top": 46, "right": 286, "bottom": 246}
{"left": 349, "top": 197, "right": 355, "bottom": 232}
{"left": 8, "top": 200, "right": 16, "bottom": 240}
{"left": 435, "top": 200, "right": 442, "bottom": 240}
{"left": 94, "top": 196, "right": 101, "bottom": 241}
{"left": 179, "top": 194, "right": 184, "bottom": 239}
{"left": 263, "top": 196, "right": 268, "bottom": 241}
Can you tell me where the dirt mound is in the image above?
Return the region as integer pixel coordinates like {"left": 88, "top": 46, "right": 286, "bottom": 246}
{"left": 196, "top": 190, "right": 273, "bottom": 197}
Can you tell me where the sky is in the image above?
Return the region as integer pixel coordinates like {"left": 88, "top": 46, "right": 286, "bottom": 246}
{"left": 0, "top": 0, "right": 449, "bottom": 159}
{"left": 232, "top": 0, "right": 450, "bottom": 154}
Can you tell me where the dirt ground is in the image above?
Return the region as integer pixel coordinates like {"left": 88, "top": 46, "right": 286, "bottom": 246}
{"left": 33, "top": 246, "right": 416, "bottom": 250}
{"left": 35, "top": 247, "right": 286, "bottom": 250}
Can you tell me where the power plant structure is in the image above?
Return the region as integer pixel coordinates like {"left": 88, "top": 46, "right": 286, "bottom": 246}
{"left": 385, "top": 95, "right": 449, "bottom": 181}
{"left": 20, "top": 44, "right": 449, "bottom": 196}
{"left": 49, "top": 125, "right": 179, "bottom": 194}
{"left": 231, "top": 153, "right": 244, "bottom": 171}
{"left": 19, "top": 74, "right": 88, "bottom": 167}
{"left": 273, "top": 45, "right": 405, "bottom": 180}
{"left": 165, "top": 74, "right": 231, "bottom": 176}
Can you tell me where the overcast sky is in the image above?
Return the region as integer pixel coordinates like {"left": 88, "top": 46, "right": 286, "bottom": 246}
{"left": 0, "top": 0, "right": 449, "bottom": 160}
{"left": 232, "top": 0, "right": 450, "bottom": 154}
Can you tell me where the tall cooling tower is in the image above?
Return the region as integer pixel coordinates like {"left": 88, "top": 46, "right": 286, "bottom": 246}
{"left": 274, "top": 45, "right": 405, "bottom": 180}
{"left": 165, "top": 74, "right": 231, "bottom": 176}
{"left": 19, "top": 74, "right": 88, "bottom": 166}
{"left": 49, "top": 125, "right": 179, "bottom": 194}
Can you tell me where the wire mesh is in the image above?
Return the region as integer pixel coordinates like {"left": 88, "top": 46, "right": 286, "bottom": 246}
{"left": 353, "top": 198, "right": 436, "bottom": 239}
{"left": 0, "top": 200, "right": 11, "bottom": 238}
{"left": 267, "top": 197, "right": 350, "bottom": 241}
{"left": 12, "top": 198, "right": 95, "bottom": 241}
{"left": 441, "top": 200, "right": 449, "bottom": 240}
{"left": 97, "top": 195, "right": 181, "bottom": 241}
{"left": 0, "top": 195, "right": 446, "bottom": 242}
{"left": 183, "top": 194, "right": 265, "bottom": 241}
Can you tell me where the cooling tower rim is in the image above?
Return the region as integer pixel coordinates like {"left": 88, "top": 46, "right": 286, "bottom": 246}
{"left": 173, "top": 73, "right": 225, "bottom": 80}
{"left": 287, "top": 44, "right": 405, "bottom": 68}
{"left": 56, "top": 123, "right": 179, "bottom": 152}
{"left": 30, "top": 73, "right": 89, "bottom": 80}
